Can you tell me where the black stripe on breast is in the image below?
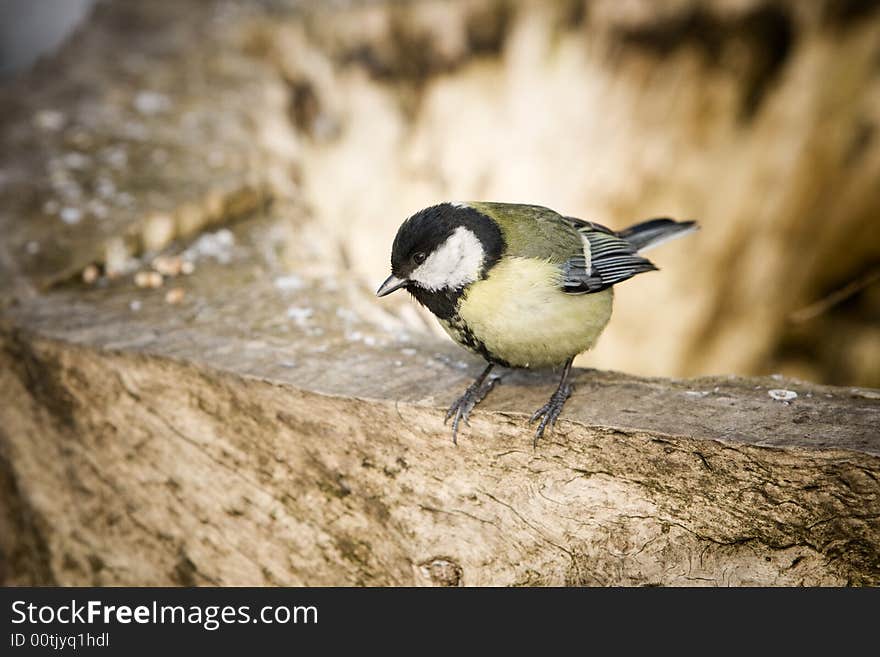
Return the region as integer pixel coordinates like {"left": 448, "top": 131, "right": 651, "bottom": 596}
{"left": 443, "top": 312, "right": 511, "bottom": 367}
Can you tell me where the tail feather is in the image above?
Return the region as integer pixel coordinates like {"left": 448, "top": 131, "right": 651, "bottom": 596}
{"left": 618, "top": 218, "right": 698, "bottom": 252}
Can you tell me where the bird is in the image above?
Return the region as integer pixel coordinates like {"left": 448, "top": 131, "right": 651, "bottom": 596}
{"left": 376, "top": 202, "right": 697, "bottom": 446}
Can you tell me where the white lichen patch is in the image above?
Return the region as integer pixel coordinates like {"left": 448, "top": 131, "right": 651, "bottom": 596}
{"left": 122, "top": 121, "right": 149, "bottom": 141}
{"left": 33, "top": 109, "right": 65, "bottom": 131}
{"left": 768, "top": 389, "right": 797, "bottom": 403}
{"left": 96, "top": 177, "right": 116, "bottom": 199}
{"left": 101, "top": 146, "right": 128, "bottom": 170}
{"left": 274, "top": 274, "right": 304, "bottom": 291}
{"left": 63, "top": 152, "right": 91, "bottom": 170}
{"left": 335, "top": 307, "right": 359, "bottom": 323}
{"left": 60, "top": 207, "right": 83, "bottom": 225}
{"left": 286, "top": 306, "right": 313, "bottom": 326}
{"left": 183, "top": 229, "right": 236, "bottom": 264}
{"left": 86, "top": 199, "right": 109, "bottom": 219}
{"left": 344, "top": 330, "right": 382, "bottom": 347}
{"left": 134, "top": 91, "right": 172, "bottom": 115}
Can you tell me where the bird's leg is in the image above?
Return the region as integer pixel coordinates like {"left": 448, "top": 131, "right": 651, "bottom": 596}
{"left": 530, "top": 357, "right": 574, "bottom": 447}
{"left": 445, "top": 363, "right": 499, "bottom": 444}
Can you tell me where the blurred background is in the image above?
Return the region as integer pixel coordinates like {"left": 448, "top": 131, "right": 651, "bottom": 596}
{"left": 0, "top": 0, "right": 94, "bottom": 78}
{"left": 3, "top": 0, "right": 879, "bottom": 387}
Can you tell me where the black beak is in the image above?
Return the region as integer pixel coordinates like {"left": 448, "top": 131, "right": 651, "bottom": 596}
{"left": 376, "top": 274, "right": 409, "bottom": 297}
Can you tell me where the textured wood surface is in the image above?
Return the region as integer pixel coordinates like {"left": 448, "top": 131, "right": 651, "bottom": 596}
{"left": 1, "top": 0, "right": 878, "bottom": 586}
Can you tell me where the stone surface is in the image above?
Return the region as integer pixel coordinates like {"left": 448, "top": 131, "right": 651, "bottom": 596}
{"left": 1, "top": 0, "right": 879, "bottom": 586}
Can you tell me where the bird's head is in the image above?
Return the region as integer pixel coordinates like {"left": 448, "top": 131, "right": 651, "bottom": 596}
{"left": 376, "top": 202, "right": 504, "bottom": 298}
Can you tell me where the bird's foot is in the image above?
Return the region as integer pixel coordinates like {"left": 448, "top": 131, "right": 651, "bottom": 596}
{"left": 529, "top": 383, "right": 572, "bottom": 447}
{"left": 445, "top": 374, "right": 501, "bottom": 444}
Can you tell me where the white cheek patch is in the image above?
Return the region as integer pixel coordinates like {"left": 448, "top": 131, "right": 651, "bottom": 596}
{"left": 410, "top": 226, "right": 485, "bottom": 292}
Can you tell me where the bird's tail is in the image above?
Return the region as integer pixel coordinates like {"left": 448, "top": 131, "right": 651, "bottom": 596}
{"left": 617, "top": 218, "right": 698, "bottom": 252}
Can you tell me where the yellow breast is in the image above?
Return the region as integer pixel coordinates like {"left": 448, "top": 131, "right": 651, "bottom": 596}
{"left": 451, "top": 257, "right": 613, "bottom": 368}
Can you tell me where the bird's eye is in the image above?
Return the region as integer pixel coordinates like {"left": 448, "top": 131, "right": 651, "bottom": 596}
{"left": 412, "top": 252, "right": 427, "bottom": 265}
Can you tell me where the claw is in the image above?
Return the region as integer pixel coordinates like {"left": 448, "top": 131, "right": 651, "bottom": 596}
{"left": 530, "top": 383, "right": 572, "bottom": 447}
{"left": 444, "top": 406, "right": 456, "bottom": 424}
{"left": 446, "top": 396, "right": 473, "bottom": 444}
{"left": 444, "top": 367, "right": 499, "bottom": 444}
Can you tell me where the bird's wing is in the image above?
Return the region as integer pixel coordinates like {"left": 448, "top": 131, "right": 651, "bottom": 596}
{"left": 559, "top": 216, "right": 657, "bottom": 295}
{"left": 466, "top": 203, "right": 657, "bottom": 295}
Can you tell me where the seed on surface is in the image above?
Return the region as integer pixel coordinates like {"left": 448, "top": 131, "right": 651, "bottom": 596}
{"left": 165, "top": 287, "right": 185, "bottom": 304}
{"left": 82, "top": 264, "right": 99, "bottom": 284}
{"left": 152, "top": 255, "right": 183, "bottom": 276}
{"left": 134, "top": 270, "right": 163, "bottom": 288}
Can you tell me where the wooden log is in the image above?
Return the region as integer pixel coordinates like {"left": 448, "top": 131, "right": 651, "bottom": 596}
{"left": 1, "top": 0, "right": 878, "bottom": 586}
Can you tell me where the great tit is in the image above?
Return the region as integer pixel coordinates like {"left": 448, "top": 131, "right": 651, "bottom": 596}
{"left": 377, "top": 202, "right": 697, "bottom": 445}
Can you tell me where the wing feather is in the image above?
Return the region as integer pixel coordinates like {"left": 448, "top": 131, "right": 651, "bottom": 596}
{"left": 560, "top": 220, "right": 657, "bottom": 295}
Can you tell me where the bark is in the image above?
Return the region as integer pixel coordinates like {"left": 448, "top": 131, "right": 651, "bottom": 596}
{"left": 0, "top": 0, "right": 878, "bottom": 586}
